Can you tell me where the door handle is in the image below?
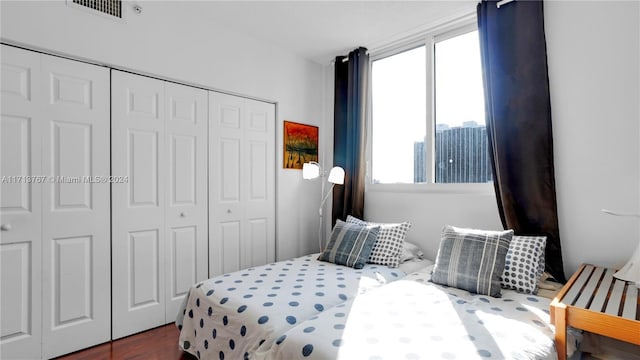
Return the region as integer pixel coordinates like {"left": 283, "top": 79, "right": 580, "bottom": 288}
{"left": 1, "top": 224, "right": 12, "bottom": 231}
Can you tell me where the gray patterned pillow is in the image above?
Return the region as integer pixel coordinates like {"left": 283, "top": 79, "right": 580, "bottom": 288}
{"left": 346, "top": 215, "right": 411, "bottom": 268}
{"left": 318, "top": 220, "right": 380, "bottom": 269}
{"left": 500, "top": 235, "right": 547, "bottom": 294}
{"left": 431, "top": 225, "right": 513, "bottom": 297}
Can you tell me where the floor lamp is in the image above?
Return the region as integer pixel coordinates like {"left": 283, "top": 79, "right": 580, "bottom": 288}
{"left": 602, "top": 209, "right": 640, "bottom": 287}
{"left": 302, "top": 162, "right": 345, "bottom": 251}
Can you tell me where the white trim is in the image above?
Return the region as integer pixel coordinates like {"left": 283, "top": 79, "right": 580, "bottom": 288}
{"left": 370, "top": 40, "right": 426, "bottom": 64}
{"left": 0, "top": 40, "right": 277, "bottom": 106}
{"left": 425, "top": 40, "right": 435, "bottom": 183}
{"left": 366, "top": 182, "right": 494, "bottom": 195}
{"left": 434, "top": 22, "right": 478, "bottom": 43}
{"left": 368, "top": 10, "right": 476, "bottom": 60}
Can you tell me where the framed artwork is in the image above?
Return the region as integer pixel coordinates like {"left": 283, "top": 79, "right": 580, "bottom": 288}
{"left": 283, "top": 120, "right": 318, "bottom": 169}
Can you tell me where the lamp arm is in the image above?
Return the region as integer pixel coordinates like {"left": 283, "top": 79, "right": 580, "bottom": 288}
{"left": 602, "top": 208, "right": 640, "bottom": 287}
{"left": 318, "top": 183, "right": 335, "bottom": 217}
{"left": 317, "top": 183, "right": 336, "bottom": 253}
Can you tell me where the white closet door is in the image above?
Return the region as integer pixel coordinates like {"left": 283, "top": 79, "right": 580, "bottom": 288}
{"left": 164, "top": 82, "right": 208, "bottom": 322}
{"left": 0, "top": 45, "right": 43, "bottom": 360}
{"left": 112, "top": 70, "right": 166, "bottom": 339}
{"left": 209, "top": 92, "right": 275, "bottom": 277}
{"left": 242, "top": 99, "right": 275, "bottom": 268}
{"left": 209, "top": 93, "right": 243, "bottom": 276}
{"left": 40, "top": 53, "right": 111, "bottom": 358}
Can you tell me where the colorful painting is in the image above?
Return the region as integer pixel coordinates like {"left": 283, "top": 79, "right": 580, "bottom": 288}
{"left": 283, "top": 121, "right": 318, "bottom": 169}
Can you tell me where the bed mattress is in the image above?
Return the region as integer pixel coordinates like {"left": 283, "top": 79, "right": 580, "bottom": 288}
{"left": 257, "top": 265, "right": 559, "bottom": 360}
{"left": 177, "top": 254, "right": 406, "bottom": 359}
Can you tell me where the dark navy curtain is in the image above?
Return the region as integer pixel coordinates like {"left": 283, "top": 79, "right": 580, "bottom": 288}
{"left": 478, "top": 0, "right": 566, "bottom": 282}
{"left": 332, "top": 47, "right": 369, "bottom": 225}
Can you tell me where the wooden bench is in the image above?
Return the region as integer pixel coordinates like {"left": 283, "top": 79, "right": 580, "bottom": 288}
{"left": 550, "top": 263, "right": 640, "bottom": 360}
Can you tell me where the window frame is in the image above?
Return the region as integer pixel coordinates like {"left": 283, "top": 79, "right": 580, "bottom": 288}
{"left": 366, "top": 15, "right": 493, "bottom": 195}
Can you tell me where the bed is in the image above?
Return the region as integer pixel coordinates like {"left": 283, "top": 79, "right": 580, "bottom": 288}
{"left": 177, "top": 253, "right": 425, "bottom": 359}
{"left": 255, "top": 265, "right": 559, "bottom": 360}
{"left": 177, "top": 220, "right": 570, "bottom": 360}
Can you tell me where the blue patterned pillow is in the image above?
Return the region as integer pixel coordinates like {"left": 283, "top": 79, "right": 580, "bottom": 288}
{"left": 431, "top": 225, "right": 513, "bottom": 297}
{"left": 500, "top": 235, "right": 547, "bottom": 294}
{"left": 318, "top": 220, "right": 380, "bottom": 269}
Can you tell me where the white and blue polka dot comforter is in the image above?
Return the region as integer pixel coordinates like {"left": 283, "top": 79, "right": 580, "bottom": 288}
{"left": 177, "top": 254, "right": 405, "bottom": 360}
{"left": 257, "top": 266, "right": 559, "bottom": 360}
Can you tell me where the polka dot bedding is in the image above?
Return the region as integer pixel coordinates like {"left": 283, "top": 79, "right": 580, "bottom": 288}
{"left": 177, "top": 254, "right": 404, "bottom": 360}
{"left": 259, "top": 265, "right": 560, "bottom": 360}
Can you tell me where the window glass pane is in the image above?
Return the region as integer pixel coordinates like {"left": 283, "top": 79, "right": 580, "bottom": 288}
{"left": 434, "top": 30, "right": 491, "bottom": 183}
{"left": 371, "top": 46, "right": 426, "bottom": 184}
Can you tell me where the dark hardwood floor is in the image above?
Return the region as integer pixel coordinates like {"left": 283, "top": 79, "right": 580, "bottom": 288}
{"left": 55, "top": 324, "right": 193, "bottom": 360}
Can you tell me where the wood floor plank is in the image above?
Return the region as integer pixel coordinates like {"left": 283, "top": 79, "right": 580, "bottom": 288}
{"left": 54, "top": 324, "right": 192, "bottom": 360}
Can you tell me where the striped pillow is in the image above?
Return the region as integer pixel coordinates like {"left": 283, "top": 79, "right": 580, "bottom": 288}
{"left": 346, "top": 215, "right": 411, "bottom": 268}
{"left": 431, "top": 225, "right": 513, "bottom": 297}
{"left": 318, "top": 220, "right": 380, "bottom": 269}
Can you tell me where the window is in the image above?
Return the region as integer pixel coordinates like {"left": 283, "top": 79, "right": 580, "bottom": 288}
{"left": 371, "top": 46, "right": 426, "bottom": 184}
{"left": 371, "top": 24, "right": 490, "bottom": 185}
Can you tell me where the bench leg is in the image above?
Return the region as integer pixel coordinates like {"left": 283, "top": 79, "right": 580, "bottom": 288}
{"left": 554, "top": 304, "right": 567, "bottom": 360}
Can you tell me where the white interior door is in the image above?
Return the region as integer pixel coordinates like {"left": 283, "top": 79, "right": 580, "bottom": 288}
{"left": 112, "top": 70, "right": 166, "bottom": 339}
{"left": 40, "top": 53, "right": 111, "bottom": 359}
{"left": 0, "top": 45, "right": 43, "bottom": 360}
{"left": 209, "top": 92, "right": 275, "bottom": 277}
{"left": 164, "top": 82, "right": 208, "bottom": 322}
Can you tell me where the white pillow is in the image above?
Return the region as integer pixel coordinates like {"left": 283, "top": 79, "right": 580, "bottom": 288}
{"left": 345, "top": 215, "right": 411, "bottom": 268}
{"left": 400, "top": 242, "right": 424, "bottom": 263}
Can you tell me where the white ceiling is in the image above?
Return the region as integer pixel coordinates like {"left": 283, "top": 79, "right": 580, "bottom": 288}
{"left": 180, "top": 1, "right": 477, "bottom": 64}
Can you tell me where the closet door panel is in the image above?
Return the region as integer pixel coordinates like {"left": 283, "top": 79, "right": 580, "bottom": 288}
{"left": 40, "top": 54, "right": 110, "bottom": 359}
{"left": 164, "top": 82, "right": 207, "bottom": 322}
{"left": 209, "top": 92, "right": 244, "bottom": 276}
{"left": 209, "top": 93, "right": 275, "bottom": 276}
{"left": 170, "top": 226, "right": 198, "bottom": 297}
{"left": 247, "top": 219, "right": 268, "bottom": 268}
{"left": 51, "top": 122, "right": 92, "bottom": 209}
{"left": 242, "top": 100, "right": 275, "bottom": 268}
{"left": 129, "top": 229, "right": 161, "bottom": 306}
{"left": 129, "top": 129, "right": 160, "bottom": 207}
{"left": 112, "top": 70, "right": 166, "bottom": 339}
{"left": 220, "top": 221, "right": 242, "bottom": 274}
{"left": 51, "top": 236, "right": 92, "bottom": 323}
{"left": 0, "top": 45, "right": 42, "bottom": 360}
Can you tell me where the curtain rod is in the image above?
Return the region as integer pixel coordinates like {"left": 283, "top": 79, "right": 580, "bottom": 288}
{"left": 496, "top": 0, "right": 515, "bottom": 8}
{"left": 329, "top": 50, "right": 370, "bottom": 65}
{"left": 340, "top": 50, "right": 370, "bottom": 63}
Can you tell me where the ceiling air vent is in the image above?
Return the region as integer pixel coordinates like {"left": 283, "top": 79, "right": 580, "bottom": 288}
{"left": 70, "top": 0, "right": 122, "bottom": 18}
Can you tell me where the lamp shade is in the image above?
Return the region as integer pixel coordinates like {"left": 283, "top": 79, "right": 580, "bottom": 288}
{"left": 614, "top": 240, "right": 640, "bottom": 287}
{"left": 327, "top": 167, "right": 345, "bottom": 185}
{"left": 302, "top": 162, "right": 320, "bottom": 179}
{"left": 602, "top": 209, "right": 640, "bottom": 287}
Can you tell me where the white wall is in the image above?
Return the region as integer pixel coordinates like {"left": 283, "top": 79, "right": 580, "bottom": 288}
{"left": 3, "top": 1, "right": 638, "bottom": 278}
{"left": 546, "top": 0, "right": 640, "bottom": 276}
{"left": 365, "top": 189, "right": 502, "bottom": 261}
{"left": 363, "top": 0, "right": 640, "bottom": 278}
{"left": 0, "top": 1, "right": 324, "bottom": 261}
